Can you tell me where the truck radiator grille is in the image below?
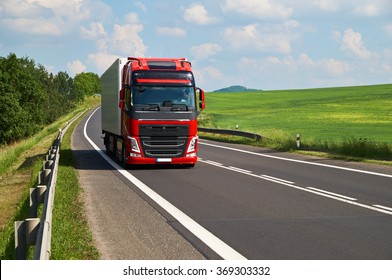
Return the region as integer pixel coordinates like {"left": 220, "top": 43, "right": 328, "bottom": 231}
{"left": 139, "top": 124, "right": 189, "bottom": 158}
{"left": 140, "top": 137, "right": 187, "bottom": 158}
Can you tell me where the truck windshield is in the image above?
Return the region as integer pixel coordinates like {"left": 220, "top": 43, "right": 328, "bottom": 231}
{"left": 132, "top": 86, "right": 196, "bottom": 108}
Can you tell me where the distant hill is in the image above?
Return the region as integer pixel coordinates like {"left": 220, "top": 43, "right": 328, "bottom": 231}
{"left": 213, "top": 85, "right": 262, "bottom": 93}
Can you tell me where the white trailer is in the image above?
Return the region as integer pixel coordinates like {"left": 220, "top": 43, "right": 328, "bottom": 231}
{"left": 101, "top": 58, "right": 126, "bottom": 136}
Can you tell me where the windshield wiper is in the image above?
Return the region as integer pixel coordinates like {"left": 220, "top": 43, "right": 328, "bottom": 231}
{"left": 171, "top": 103, "right": 188, "bottom": 111}
{"left": 138, "top": 103, "right": 160, "bottom": 111}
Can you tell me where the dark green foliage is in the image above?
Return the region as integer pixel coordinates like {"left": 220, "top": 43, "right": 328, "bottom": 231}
{"left": 0, "top": 53, "right": 100, "bottom": 144}
{"left": 73, "top": 72, "right": 101, "bottom": 102}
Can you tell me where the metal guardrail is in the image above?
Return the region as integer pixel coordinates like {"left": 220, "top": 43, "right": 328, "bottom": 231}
{"left": 14, "top": 110, "right": 85, "bottom": 260}
{"left": 198, "top": 127, "right": 262, "bottom": 141}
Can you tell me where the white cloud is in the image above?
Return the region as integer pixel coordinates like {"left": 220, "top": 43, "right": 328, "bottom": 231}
{"left": 221, "top": 0, "right": 293, "bottom": 19}
{"left": 110, "top": 22, "right": 146, "bottom": 55}
{"left": 298, "top": 53, "right": 314, "bottom": 65}
{"left": 0, "top": 0, "right": 41, "bottom": 17}
{"left": 87, "top": 52, "right": 119, "bottom": 72}
{"left": 339, "top": 28, "right": 373, "bottom": 59}
{"left": 125, "top": 13, "right": 139, "bottom": 24}
{"left": 241, "top": 54, "right": 351, "bottom": 76}
{"left": 193, "top": 66, "right": 225, "bottom": 89}
{"left": 80, "top": 22, "right": 106, "bottom": 39}
{"left": 87, "top": 13, "right": 146, "bottom": 73}
{"left": 2, "top": 17, "right": 62, "bottom": 36}
{"left": 237, "top": 54, "right": 353, "bottom": 89}
{"left": 0, "top": 0, "right": 111, "bottom": 36}
{"left": 184, "top": 4, "right": 218, "bottom": 25}
{"left": 134, "top": 1, "right": 147, "bottom": 12}
{"left": 190, "top": 43, "right": 223, "bottom": 60}
{"left": 312, "top": 0, "right": 339, "bottom": 11}
{"left": 67, "top": 60, "right": 87, "bottom": 76}
{"left": 320, "top": 58, "right": 351, "bottom": 75}
{"left": 280, "top": 1, "right": 392, "bottom": 17}
{"left": 223, "top": 23, "right": 299, "bottom": 54}
{"left": 354, "top": 4, "right": 380, "bottom": 16}
{"left": 156, "top": 27, "right": 186, "bottom": 37}
{"left": 283, "top": 20, "right": 300, "bottom": 29}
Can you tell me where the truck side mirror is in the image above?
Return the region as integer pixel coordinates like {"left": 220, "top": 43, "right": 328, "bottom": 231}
{"left": 119, "top": 89, "right": 125, "bottom": 109}
{"left": 197, "top": 87, "right": 205, "bottom": 111}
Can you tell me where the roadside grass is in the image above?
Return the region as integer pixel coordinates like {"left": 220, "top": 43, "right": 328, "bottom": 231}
{"left": 50, "top": 112, "right": 99, "bottom": 260}
{"left": 0, "top": 96, "right": 100, "bottom": 259}
{"left": 202, "top": 84, "right": 392, "bottom": 162}
{"left": 0, "top": 160, "right": 43, "bottom": 259}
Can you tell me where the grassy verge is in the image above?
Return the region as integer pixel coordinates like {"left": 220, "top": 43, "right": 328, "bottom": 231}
{"left": 199, "top": 130, "right": 392, "bottom": 166}
{"left": 50, "top": 112, "right": 99, "bottom": 259}
{"left": 202, "top": 84, "right": 392, "bottom": 163}
{"left": 0, "top": 96, "right": 100, "bottom": 259}
{"left": 0, "top": 160, "right": 43, "bottom": 259}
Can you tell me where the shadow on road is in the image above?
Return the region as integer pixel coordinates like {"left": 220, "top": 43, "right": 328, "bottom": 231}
{"left": 69, "top": 148, "right": 193, "bottom": 171}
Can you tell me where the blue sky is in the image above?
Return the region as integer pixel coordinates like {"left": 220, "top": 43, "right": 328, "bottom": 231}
{"left": 1, "top": 0, "right": 392, "bottom": 91}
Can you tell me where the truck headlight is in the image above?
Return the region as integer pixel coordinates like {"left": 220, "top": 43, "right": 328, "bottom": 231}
{"left": 128, "top": 136, "right": 140, "bottom": 153}
{"left": 187, "top": 136, "right": 198, "bottom": 153}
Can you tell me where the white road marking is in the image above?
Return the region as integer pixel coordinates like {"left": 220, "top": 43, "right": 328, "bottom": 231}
{"left": 373, "top": 205, "right": 392, "bottom": 212}
{"left": 228, "top": 166, "right": 253, "bottom": 173}
{"left": 261, "top": 174, "right": 294, "bottom": 184}
{"left": 199, "top": 158, "right": 392, "bottom": 216}
{"left": 204, "top": 160, "right": 223, "bottom": 166}
{"left": 199, "top": 141, "right": 392, "bottom": 179}
{"left": 307, "top": 187, "right": 357, "bottom": 201}
{"left": 84, "top": 108, "right": 246, "bottom": 260}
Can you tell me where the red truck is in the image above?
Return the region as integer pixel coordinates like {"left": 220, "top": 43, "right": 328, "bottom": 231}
{"left": 101, "top": 57, "right": 205, "bottom": 167}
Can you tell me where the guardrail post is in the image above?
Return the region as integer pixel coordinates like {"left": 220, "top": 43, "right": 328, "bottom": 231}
{"left": 44, "top": 159, "right": 54, "bottom": 170}
{"left": 296, "top": 133, "right": 301, "bottom": 149}
{"left": 38, "top": 169, "right": 52, "bottom": 186}
{"left": 26, "top": 218, "right": 40, "bottom": 246}
{"left": 14, "top": 218, "right": 40, "bottom": 260}
{"left": 46, "top": 153, "right": 55, "bottom": 161}
{"left": 15, "top": 221, "right": 26, "bottom": 259}
{"left": 30, "top": 185, "right": 47, "bottom": 218}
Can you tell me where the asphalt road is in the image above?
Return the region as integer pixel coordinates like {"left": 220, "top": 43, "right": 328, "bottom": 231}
{"left": 73, "top": 107, "right": 392, "bottom": 260}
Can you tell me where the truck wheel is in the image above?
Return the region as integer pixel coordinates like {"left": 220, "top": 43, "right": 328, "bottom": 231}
{"left": 104, "top": 133, "right": 110, "bottom": 155}
{"left": 122, "top": 143, "right": 128, "bottom": 168}
{"left": 113, "top": 136, "right": 119, "bottom": 162}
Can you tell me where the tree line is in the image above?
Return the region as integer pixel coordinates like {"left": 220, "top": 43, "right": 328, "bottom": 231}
{"left": 0, "top": 53, "right": 101, "bottom": 145}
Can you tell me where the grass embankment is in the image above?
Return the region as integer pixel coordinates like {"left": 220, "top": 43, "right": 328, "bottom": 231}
{"left": 50, "top": 111, "right": 99, "bottom": 259}
{"left": 0, "top": 96, "right": 100, "bottom": 259}
{"left": 200, "top": 84, "right": 392, "bottom": 162}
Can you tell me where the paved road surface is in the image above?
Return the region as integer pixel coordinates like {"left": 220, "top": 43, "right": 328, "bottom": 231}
{"left": 72, "top": 108, "right": 392, "bottom": 259}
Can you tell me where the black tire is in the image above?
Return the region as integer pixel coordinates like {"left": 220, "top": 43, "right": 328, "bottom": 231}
{"left": 122, "top": 142, "right": 128, "bottom": 169}
{"left": 104, "top": 133, "right": 111, "bottom": 155}
{"left": 113, "top": 136, "right": 119, "bottom": 162}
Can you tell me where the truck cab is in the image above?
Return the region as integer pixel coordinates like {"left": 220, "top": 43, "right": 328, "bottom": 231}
{"left": 101, "top": 57, "right": 205, "bottom": 167}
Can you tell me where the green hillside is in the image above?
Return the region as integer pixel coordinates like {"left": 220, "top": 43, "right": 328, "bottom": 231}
{"left": 213, "top": 85, "right": 262, "bottom": 92}
{"left": 202, "top": 84, "right": 392, "bottom": 158}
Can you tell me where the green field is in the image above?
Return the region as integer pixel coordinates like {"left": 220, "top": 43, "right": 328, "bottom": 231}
{"left": 201, "top": 84, "right": 392, "bottom": 159}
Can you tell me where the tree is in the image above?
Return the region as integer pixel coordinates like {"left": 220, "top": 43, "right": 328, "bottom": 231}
{"left": 0, "top": 53, "right": 44, "bottom": 143}
{"left": 0, "top": 91, "right": 30, "bottom": 144}
{"left": 0, "top": 53, "right": 79, "bottom": 144}
{"left": 73, "top": 72, "right": 101, "bottom": 102}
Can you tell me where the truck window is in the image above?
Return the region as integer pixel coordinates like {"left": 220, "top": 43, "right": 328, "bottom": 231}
{"left": 132, "top": 86, "right": 196, "bottom": 107}
{"left": 125, "top": 87, "right": 132, "bottom": 109}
